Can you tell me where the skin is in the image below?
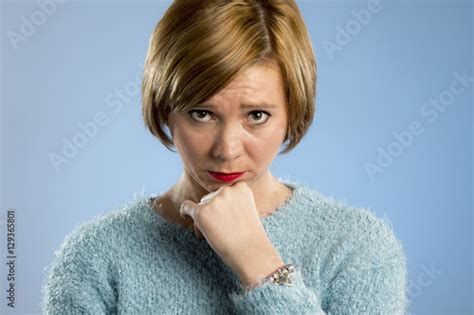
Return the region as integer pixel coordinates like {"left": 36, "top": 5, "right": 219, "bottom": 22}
{"left": 154, "top": 63, "right": 293, "bottom": 228}
{"left": 152, "top": 63, "right": 294, "bottom": 289}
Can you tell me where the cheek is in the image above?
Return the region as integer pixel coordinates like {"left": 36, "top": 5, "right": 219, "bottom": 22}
{"left": 263, "top": 120, "right": 287, "bottom": 146}
{"left": 173, "top": 126, "right": 207, "bottom": 157}
{"left": 249, "top": 127, "right": 286, "bottom": 160}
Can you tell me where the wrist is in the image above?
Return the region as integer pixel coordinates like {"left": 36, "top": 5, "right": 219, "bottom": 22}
{"left": 238, "top": 255, "right": 285, "bottom": 289}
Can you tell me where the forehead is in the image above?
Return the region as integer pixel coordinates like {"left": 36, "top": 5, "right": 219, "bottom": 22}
{"left": 206, "top": 64, "right": 286, "bottom": 107}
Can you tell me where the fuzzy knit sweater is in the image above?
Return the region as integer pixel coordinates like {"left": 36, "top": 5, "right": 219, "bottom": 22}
{"left": 42, "top": 180, "right": 408, "bottom": 314}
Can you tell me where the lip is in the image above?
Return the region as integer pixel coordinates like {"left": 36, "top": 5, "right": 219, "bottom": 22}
{"left": 208, "top": 171, "right": 246, "bottom": 183}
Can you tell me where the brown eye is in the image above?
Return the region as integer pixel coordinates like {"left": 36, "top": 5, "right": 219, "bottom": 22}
{"left": 248, "top": 111, "right": 271, "bottom": 124}
{"left": 189, "top": 110, "right": 213, "bottom": 122}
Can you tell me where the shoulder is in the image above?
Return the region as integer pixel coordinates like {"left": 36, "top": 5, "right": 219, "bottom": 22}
{"left": 41, "top": 196, "right": 151, "bottom": 312}
{"left": 292, "top": 181, "right": 406, "bottom": 261}
{"left": 52, "top": 194, "right": 153, "bottom": 260}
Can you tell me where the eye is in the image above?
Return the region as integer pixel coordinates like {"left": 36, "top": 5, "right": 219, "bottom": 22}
{"left": 188, "top": 110, "right": 213, "bottom": 122}
{"left": 188, "top": 109, "right": 271, "bottom": 125}
{"left": 248, "top": 111, "right": 271, "bottom": 125}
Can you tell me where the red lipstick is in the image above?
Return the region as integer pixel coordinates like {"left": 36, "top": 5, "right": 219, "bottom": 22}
{"left": 208, "top": 171, "right": 245, "bottom": 183}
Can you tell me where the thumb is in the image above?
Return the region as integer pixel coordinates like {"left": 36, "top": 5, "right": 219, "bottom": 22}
{"left": 179, "top": 200, "right": 204, "bottom": 240}
{"left": 193, "top": 223, "right": 204, "bottom": 240}
{"left": 179, "top": 199, "right": 197, "bottom": 220}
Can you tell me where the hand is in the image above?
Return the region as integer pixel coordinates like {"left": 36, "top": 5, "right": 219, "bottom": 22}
{"left": 179, "top": 181, "right": 285, "bottom": 288}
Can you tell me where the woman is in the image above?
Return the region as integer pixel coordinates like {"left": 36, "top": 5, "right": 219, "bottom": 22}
{"left": 42, "top": 1, "right": 408, "bottom": 314}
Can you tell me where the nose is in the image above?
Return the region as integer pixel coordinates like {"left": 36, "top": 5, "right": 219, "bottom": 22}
{"left": 211, "top": 122, "right": 244, "bottom": 162}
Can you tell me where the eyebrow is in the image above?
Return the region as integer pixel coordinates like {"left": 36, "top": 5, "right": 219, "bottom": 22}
{"left": 194, "top": 102, "right": 277, "bottom": 109}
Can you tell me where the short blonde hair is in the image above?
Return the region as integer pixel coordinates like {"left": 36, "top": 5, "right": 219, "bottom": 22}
{"left": 142, "top": 0, "right": 317, "bottom": 154}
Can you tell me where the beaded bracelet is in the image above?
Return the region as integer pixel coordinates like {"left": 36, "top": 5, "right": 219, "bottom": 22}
{"left": 244, "top": 263, "right": 295, "bottom": 292}
{"left": 266, "top": 263, "right": 295, "bottom": 285}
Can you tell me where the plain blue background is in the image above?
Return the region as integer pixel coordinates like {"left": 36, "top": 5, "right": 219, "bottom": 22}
{"left": 1, "top": 0, "right": 472, "bottom": 314}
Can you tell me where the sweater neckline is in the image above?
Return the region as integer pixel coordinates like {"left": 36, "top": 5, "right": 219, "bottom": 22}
{"left": 140, "top": 180, "right": 299, "bottom": 242}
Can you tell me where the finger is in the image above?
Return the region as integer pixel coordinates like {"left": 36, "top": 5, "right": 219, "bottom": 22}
{"left": 179, "top": 200, "right": 197, "bottom": 220}
{"left": 199, "top": 188, "right": 222, "bottom": 204}
{"left": 193, "top": 223, "right": 204, "bottom": 240}
{"left": 199, "top": 192, "right": 216, "bottom": 204}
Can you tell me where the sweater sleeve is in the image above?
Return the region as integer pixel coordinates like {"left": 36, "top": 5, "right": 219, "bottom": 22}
{"left": 229, "top": 268, "right": 326, "bottom": 314}
{"left": 324, "top": 220, "right": 409, "bottom": 314}
{"left": 41, "top": 224, "right": 117, "bottom": 314}
{"left": 228, "top": 219, "right": 408, "bottom": 314}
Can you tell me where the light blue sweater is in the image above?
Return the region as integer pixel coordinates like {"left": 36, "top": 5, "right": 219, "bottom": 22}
{"left": 42, "top": 180, "right": 408, "bottom": 314}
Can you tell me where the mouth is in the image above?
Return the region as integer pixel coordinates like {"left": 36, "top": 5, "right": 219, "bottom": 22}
{"left": 207, "top": 171, "right": 246, "bottom": 183}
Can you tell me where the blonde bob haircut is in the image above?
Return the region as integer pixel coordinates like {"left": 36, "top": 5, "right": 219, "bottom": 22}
{"left": 142, "top": 0, "right": 317, "bottom": 154}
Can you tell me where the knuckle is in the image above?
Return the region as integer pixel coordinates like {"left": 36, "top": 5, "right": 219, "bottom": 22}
{"left": 236, "top": 181, "right": 249, "bottom": 191}
{"left": 220, "top": 186, "right": 231, "bottom": 195}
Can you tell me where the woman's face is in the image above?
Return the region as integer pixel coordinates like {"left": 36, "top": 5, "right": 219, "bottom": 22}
{"left": 167, "top": 64, "right": 288, "bottom": 194}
